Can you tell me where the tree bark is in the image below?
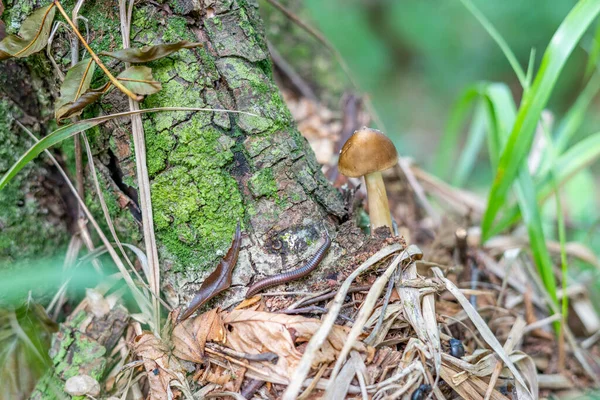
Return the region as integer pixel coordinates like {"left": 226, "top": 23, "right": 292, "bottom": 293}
{"left": 1, "top": 0, "right": 355, "bottom": 309}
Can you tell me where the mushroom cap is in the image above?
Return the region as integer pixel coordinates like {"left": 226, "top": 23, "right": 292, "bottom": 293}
{"left": 338, "top": 127, "right": 398, "bottom": 177}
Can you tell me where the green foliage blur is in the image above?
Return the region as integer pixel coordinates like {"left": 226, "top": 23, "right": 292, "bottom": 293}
{"left": 305, "top": 1, "right": 593, "bottom": 156}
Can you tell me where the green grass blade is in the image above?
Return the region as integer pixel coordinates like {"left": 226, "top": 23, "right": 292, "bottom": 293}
{"left": 0, "top": 260, "right": 99, "bottom": 304}
{"left": 481, "top": 83, "right": 517, "bottom": 168}
{"left": 525, "top": 48, "right": 537, "bottom": 90}
{"left": 434, "top": 84, "right": 483, "bottom": 178}
{"left": 584, "top": 22, "right": 600, "bottom": 80}
{"left": 0, "top": 107, "right": 256, "bottom": 190}
{"left": 481, "top": 0, "right": 600, "bottom": 242}
{"left": 458, "top": 0, "right": 527, "bottom": 87}
{"left": 514, "top": 170, "right": 560, "bottom": 319}
{"left": 489, "top": 131, "right": 600, "bottom": 236}
{"left": 436, "top": 82, "right": 515, "bottom": 184}
{"left": 554, "top": 71, "right": 600, "bottom": 154}
{"left": 452, "top": 101, "right": 486, "bottom": 187}
{"left": 551, "top": 169, "right": 570, "bottom": 328}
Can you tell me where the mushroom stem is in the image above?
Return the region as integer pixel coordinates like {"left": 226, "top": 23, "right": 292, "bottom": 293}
{"left": 364, "top": 171, "right": 393, "bottom": 235}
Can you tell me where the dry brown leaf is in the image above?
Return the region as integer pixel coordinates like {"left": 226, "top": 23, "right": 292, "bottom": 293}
{"left": 172, "top": 308, "right": 226, "bottom": 363}
{"left": 133, "top": 332, "right": 184, "bottom": 400}
{"left": 222, "top": 310, "right": 366, "bottom": 378}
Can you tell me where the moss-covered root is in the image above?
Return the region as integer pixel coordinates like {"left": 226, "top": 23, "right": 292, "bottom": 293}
{"left": 29, "top": 306, "right": 129, "bottom": 400}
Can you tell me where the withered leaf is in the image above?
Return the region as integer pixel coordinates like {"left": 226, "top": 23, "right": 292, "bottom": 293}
{"left": 179, "top": 222, "right": 242, "bottom": 321}
{"left": 0, "top": 4, "right": 56, "bottom": 60}
{"left": 222, "top": 310, "right": 368, "bottom": 379}
{"left": 117, "top": 66, "right": 162, "bottom": 95}
{"left": 172, "top": 308, "right": 226, "bottom": 363}
{"left": 133, "top": 332, "right": 185, "bottom": 400}
{"left": 100, "top": 41, "right": 203, "bottom": 63}
{"left": 55, "top": 82, "right": 110, "bottom": 123}
{"left": 55, "top": 58, "right": 96, "bottom": 119}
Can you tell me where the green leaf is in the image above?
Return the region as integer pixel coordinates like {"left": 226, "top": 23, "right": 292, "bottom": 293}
{"left": 0, "top": 4, "right": 56, "bottom": 60}
{"left": 435, "top": 82, "right": 515, "bottom": 182}
{"left": 99, "top": 41, "right": 203, "bottom": 63}
{"left": 55, "top": 58, "right": 97, "bottom": 121}
{"left": 452, "top": 101, "right": 486, "bottom": 187}
{"left": 458, "top": 0, "right": 527, "bottom": 87}
{"left": 0, "top": 107, "right": 257, "bottom": 190}
{"left": 117, "top": 66, "right": 161, "bottom": 95}
{"left": 0, "top": 302, "right": 57, "bottom": 399}
{"left": 481, "top": 0, "right": 600, "bottom": 242}
{"left": 554, "top": 71, "right": 600, "bottom": 153}
{"left": 434, "top": 83, "right": 482, "bottom": 179}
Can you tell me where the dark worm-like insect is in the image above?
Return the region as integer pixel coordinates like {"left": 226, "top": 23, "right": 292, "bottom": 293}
{"left": 245, "top": 232, "right": 331, "bottom": 298}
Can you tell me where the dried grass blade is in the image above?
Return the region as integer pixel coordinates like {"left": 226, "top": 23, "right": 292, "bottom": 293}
{"left": 282, "top": 244, "right": 403, "bottom": 400}
{"left": 432, "top": 267, "right": 533, "bottom": 399}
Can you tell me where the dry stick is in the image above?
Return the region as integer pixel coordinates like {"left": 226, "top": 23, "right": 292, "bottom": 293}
{"left": 293, "top": 285, "right": 372, "bottom": 309}
{"left": 483, "top": 317, "right": 526, "bottom": 400}
{"left": 206, "top": 343, "right": 278, "bottom": 363}
{"left": 397, "top": 158, "right": 440, "bottom": 224}
{"left": 297, "top": 363, "right": 328, "bottom": 400}
{"left": 204, "top": 347, "right": 289, "bottom": 385}
{"left": 119, "top": 0, "right": 162, "bottom": 334}
{"left": 267, "top": 40, "right": 318, "bottom": 102}
{"left": 53, "top": 0, "right": 142, "bottom": 102}
{"left": 70, "top": 0, "right": 85, "bottom": 204}
{"left": 323, "top": 246, "right": 422, "bottom": 398}
{"left": 263, "top": 0, "right": 386, "bottom": 132}
{"left": 21, "top": 127, "right": 151, "bottom": 314}
{"left": 282, "top": 243, "right": 404, "bottom": 400}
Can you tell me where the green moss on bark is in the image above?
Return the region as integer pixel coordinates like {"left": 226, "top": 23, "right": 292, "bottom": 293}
{"left": 0, "top": 100, "right": 69, "bottom": 266}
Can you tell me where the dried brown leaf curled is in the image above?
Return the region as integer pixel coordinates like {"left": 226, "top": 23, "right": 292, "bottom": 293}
{"left": 172, "top": 308, "right": 226, "bottom": 363}
{"left": 117, "top": 66, "right": 162, "bottom": 95}
{"left": 223, "top": 310, "right": 367, "bottom": 378}
{"left": 100, "top": 41, "right": 203, "bottom": 63}
{"left": 55, "top": 83, "right": 109, "bottom": 122}
{"left": 0, "top": 4, "right": 56, "bottom": 60}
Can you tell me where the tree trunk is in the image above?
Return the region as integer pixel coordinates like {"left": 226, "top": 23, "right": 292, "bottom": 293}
{"left": 1, "top": 0, "right": 354, "bottom": 309}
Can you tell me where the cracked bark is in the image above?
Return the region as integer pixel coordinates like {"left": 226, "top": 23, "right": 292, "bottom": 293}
{"left": 1, "top": 0, "right": 365, "bottom": 311}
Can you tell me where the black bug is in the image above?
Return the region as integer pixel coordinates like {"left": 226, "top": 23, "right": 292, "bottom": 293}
{"left": 449, "top": 338, "right": 465, "bottom": 358}
{"left": 411, "top": 384, "right": 432, "bottom": 400}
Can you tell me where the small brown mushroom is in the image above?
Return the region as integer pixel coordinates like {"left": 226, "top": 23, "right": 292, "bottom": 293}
{"left": 338, "top": 127, "right": 398, "bottom": 235}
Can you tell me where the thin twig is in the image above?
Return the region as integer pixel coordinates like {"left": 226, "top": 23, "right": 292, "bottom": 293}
{"left": 267, "top": 40, "right": 317, "bottom": 102}
{"left": 294, "top": 285, "right": 372, "bottom": 308}
{"left": 207, "top": 343, "right": 278, "bottom": 363}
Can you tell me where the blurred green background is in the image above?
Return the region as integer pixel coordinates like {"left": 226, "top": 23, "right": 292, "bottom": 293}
{"left": 261, "top": 0, "right": 600, "bottom": 284}
{"left": 263, "top": 0, "right": 599, "bottom": 166}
